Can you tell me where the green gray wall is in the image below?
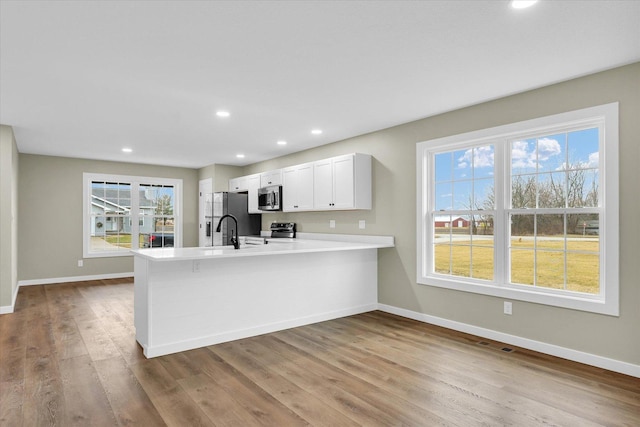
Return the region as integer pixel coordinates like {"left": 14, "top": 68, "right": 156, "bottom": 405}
{"left": 198, "top": 163, "right": 243, "bottom": 192}
{"left": 240, "top": 63, "right": 640, "bottom": 366}
{"left": 0, "top": 126, "right": 19, "bottom": 310}
{"left": 17, "top": 155, "right": 199, "bottom": 281}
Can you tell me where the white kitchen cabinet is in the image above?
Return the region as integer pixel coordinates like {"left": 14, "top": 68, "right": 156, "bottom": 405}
{"left": 313, "top": 153, "right": 371, "bottom": 210}
{"left": 227, "top": 174, "right": 260, "bottom": 213}
{"left": 228, "top": 176, "right": 248, "bottom": 192}
{"left": 247, "top": 173, "right": 261, "bottom": 213}
{"left": 283, "top": 162, "right": 314, "bottom": 212}
{"left": 260, "top": 169, "right": 282, "bottom": 187}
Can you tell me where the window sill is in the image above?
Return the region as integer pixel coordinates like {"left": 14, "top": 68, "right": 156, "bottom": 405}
{"left": 417, "top": 275, "right": 618, "bottom": 316}
{"left": 83, "top": 251, "right": 133, "bottom": 259}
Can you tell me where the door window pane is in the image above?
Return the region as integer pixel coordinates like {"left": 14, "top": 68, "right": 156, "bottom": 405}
{"left": 90, "top": 181, "right": 132, "bottom": 254}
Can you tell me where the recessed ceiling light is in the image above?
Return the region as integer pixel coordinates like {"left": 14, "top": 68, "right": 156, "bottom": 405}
{"left": 216, "top": 111, "right": 230, "bottom": 118}
{"left": 511, "top": 0, "right": 538, "bottom": 9}
{"left": 277, "top": 140, "right": 287, "bottom": 146}
{"left": 122, "top": 147, "right": 132, "bottom": 153}
{"left": 311, "top": 129, "right": 322, "bottom": 135}
{"left": 236, "top": 154, "right": 245, "bottom": 159}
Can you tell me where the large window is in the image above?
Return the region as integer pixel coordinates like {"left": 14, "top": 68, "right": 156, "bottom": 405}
{"left": 417, "top": 103, "right": 619, "bottom": 315}
{"left": 83, "top": 173, "right": 183, "bottom": 257}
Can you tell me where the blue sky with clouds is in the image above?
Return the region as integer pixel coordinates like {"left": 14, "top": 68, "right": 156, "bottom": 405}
{"left": 434, "top": 126, "right": 599, "bottom": 211}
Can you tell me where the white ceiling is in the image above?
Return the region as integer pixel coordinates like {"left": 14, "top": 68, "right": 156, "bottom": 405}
{"left": 1, "top": 1, "right": 639, "bottom": 169}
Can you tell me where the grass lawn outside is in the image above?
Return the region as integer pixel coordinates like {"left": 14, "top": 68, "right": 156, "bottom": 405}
{"left": 434, "top": 233, "right": 599, "bottom": 294}
{"left": 104, "top": 234, "right": 133, "bottom": 248}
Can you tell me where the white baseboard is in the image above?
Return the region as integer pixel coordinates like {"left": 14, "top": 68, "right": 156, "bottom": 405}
{"left": 18, "top": 272, "right": 133, "bottom": 287}
{"left": 0, "top": 283, "right": 20, "bottom": 314}
{"left": 378, "top": 303, "right": 640, "bottom": 379}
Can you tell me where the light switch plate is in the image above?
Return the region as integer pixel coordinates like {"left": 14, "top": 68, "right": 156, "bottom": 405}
{"left": 329, "top": 220, "right": 336, "bottom": 229}
{"left": 359, "top": 220, "right": 366, "bottom": 229}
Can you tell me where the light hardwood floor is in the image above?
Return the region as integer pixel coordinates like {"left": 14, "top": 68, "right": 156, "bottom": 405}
{"left": 1, "top": 278, "right": 638, "bottom": 426}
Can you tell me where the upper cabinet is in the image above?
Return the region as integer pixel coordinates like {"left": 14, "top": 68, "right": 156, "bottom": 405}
{"left": 313, "top": 153, "right": 371, "bottom": 211}
{"left": 228, "top": 176, "right": 248, "bottom": 192}
{"left": 228, "top": 174, "right": 260, "bottom": 213}
{"left": 283, "top": 162, "right": 314, "bottom": 212}
{"left": 247, "top": 173, "right": 261, "bottom": 214}
{"left": 260, "top": 169, "right": 282, "bottom": 187}
{"left": 228, "top": 153, "right": 372, "bottom": 214}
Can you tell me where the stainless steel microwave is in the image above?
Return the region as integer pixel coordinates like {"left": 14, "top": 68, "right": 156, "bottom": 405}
{"left": 258, "top": 185, "right": 282, "bottom": 211}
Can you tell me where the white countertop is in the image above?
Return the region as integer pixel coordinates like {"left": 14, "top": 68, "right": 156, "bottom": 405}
{"left": 131, "top": 234, "right": 394, "bottom": 262}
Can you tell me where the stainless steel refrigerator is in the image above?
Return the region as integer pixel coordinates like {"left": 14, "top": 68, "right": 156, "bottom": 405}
{"left": 204, "top": 192, "right": 261, "bottom": 247}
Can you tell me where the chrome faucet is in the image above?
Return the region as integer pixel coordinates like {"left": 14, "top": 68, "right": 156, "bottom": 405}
{"left": 216, "top": 214, "right": 240, "bottom": 249}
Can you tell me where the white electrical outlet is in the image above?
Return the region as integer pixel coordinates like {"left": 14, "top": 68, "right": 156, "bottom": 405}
{"left": 359, "top": 220, "right": 366, "bottom": 229}
{"left": 504, "top": 301, "right": 513, "bottom": 315}
{"left": 330, "top": 220, "right": 336, "bottom": 228}
{"left": 193, "top": 260, "right": 200, "bottom": 273}
{"left": 77, "top": 260, "right": 83, "bottom": 267}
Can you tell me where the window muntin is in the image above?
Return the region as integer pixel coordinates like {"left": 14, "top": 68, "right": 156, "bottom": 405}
{"left": 140, "top": 184, "right": 175, "bottom": 249}
{"left": 417, "top": 103, "right": 618, "bottom": 316}
{"left": 507, "top": 126, "right": 601, "bottom": 295}
{"left": 89, "top": 181, "right": 133, "bottom": 254}
{"left": 433, "top": 145, "right": 495, "bottom": 281}
{"left": 508, "top": 213, "right": 600, "bottom": 294}
{"left": 83, "top": 174, "right": 182, "bottom": 257}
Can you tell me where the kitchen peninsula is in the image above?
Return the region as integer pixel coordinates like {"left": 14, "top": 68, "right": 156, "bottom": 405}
{"left": 132, "top": 234, "right": 394, "bottom": 358}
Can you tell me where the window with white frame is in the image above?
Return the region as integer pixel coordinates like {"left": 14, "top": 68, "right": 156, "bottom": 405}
{"left": 83, "top": 173, "right": 183, "bottom": 258}
{"left": 417, "top": 103, "right": 619, "bottom": 315}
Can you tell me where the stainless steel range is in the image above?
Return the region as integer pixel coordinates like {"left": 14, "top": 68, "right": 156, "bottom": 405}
{"left": 270, "top": 222, "right": 296, "bottom": 239}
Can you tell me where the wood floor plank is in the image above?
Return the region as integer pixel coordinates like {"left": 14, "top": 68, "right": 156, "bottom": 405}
{"left": 50, "top": 316, "right": 89, "bottom": 361}
{"left": 22, "top": 343, "right": 66, "bottom": 427}
{"left": 178, "top": 372, "right": 267, "bottom": 427}
{"left": 0, "top": 379, "right": 24, "bottom": 426}
{"left": 210, "top": 339, "right": 360, "bottom": 426}
{"left": 130, "top": 357, "right": 213, "bottom": 426}
{"left": 0, "top": 346, "right": 25, "bottom": 384}
{"left": 22, "top": 374, "right": 66, "bottom": 426}
{"left": 248, "top": 334, "right": 443, "bottom": 426}
{"left": 186, "top": 347, "right": 309, "bottom": 426}
{"left": 94, "top": 356, "right": 166, "bottom": 426}
{"left": 290, "top": 320, "right": 605, "bottom": 427}
{"left": 45, "top": 285, "right": 92, "bottom": 361}
{"left": 2, "top": 279, "right": 638, "bottom": 427}
{"left": 58, "top": 354, "right": 118, "bottom": 426}
{"left": 0, "top": 311, "right": 27, "bottom": 384}
{"left": 75, "top": 318, "right": 122, "bottom": 362}
{"left": 334, "top": 314, "right": 640, "bottom": 424}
